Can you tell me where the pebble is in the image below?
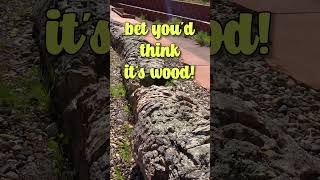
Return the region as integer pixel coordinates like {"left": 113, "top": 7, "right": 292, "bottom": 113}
{"left": 0, "top": 141, "right": 11, "bottom": 151}
{"left": 5, "top": 171, "right": 19, "bottom": 179}
{"left": 16, "top": 154, "right": 26, "bottom": 160}
{"left": 0, "top": 152, "right": 6, "bottom": 160}
{"left": 27, "top": 155, "right": 35, "bottom": 162}
{"left": 12, "top": 145, "right": 23, "bottom": 151}
{"left": 278, "top": 105, "right": 288, "bottom": 113}
{"left": 0, "top": 134, "right": 16, "bottom": 141}
{"left": 21, "top": 150, "right": 33, "bottom": 156}
{"left": 45, "top": 123, "right": 58, "bottom": 138}
{"left": 311, "top": 144, "right": 320, "bottom": 153}
{"left": 287, "top": 78, "right": 296, "bottom": 87}
{"left": 231, "top": 80, "right": 241, "bottom": 90}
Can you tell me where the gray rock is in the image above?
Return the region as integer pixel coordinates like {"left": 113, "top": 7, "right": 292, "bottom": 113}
{"left": 0, "top": 140, "right": 11, "bottom": 152}
{"left": 27, "top": 156, "right": 35, "bottom": 162}
{"left": 5, "top": 171, "right": 19, "bottom": 179}
{"left": 45, "top": 123, "right": 58, "bottom": 138}
{"left": 12, "top": 145, "right": 22, "bottom": 151}
{"left": 278, "top": 104, "right": 288, "bottom": 113}
{"left": 311, "top": 144, "right": 320, "bottom": 153}
{"left": 21, "top": 150, "right": 33, "bottom": 156}
{"left": 16, "top": 154, "right": 26, "bottom": 160}
{"left": 231, "top": 80, "right": 241, "bottom": 90}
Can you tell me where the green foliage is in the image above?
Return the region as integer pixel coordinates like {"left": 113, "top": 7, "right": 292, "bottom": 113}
{"left": 0, "top": 81, "right": 21, "bottom": 107}
{"left": 169, "top": 17, "right": 182, "bottom": 25}
{"left": 48, "top": 133, "right": 70, "bottom": 178}
{"left": 123, "top": 122, "right": 134, "bottom": 136}
{"left": 114, "top": 166, "right": 125, "bottom": 180}
{"left": 165, "top": 80, "right": 175, "bottom": 87}
{"left": 119, "top": 137, "right": 132, "bottom": 164}
{"left": 139, "top": 15, "right": 146, "bottom": 21}
{"left": 0, "top": 67, "right": 50, "bottom": 111}
{"left": 194, "top": 31, "right": 210, "bottom": 47}
{"left": 110, "top": 84, "right": 126, "bottom": 98}
{"left": 48, "top": 138, "right": 64, "bottom": 177}
{"left": 152, "top": 19, "right": 162, "bottom": 25}
{"left": 123, "top": 104, "right": 130, "bottom": 115}
{"left": 28, "top": 70, "right": 51, "bottom": 111}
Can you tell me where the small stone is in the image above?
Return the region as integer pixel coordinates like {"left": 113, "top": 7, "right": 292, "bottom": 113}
{"left": 27, "top": 155, "right": 35, "bottom": 162}
{"left": 21, "top": 150, "right": 33, "bottom": 156}
{"left": 297, "top": 115, "right": 306, "bottom": 121}
{"left": 12, "top": 145, "right": 22, "bottom": 151}
{"left": 16, "top": 154, "right": 26, "bottom": 160}
{"left": 0, "top": 141, "right": 11, "bottom": 151}
{"left": 37, "top": 135, "right": 43, "bottom": 141}
{"left": 5, "top": 171, "right": 19, "bottom": 179}
{"left": 0, "top": 134, "right": 16, "bottom": 141}
{"left": 311, "top": 144, "right": 320, "bottom": 153}
{"left": 272, "top": 97, "right": 282, "bottom": 105}
{"left": 116, "top": 119, "right": 123, "bottom": 124}
{"left": 0, "top": 164, "right": 11, "bottom": 174}
{"left": 46, "top": 123, "right": 58, "bottom": 138}
{"left": 287, "top": 78, "right": 296, "bottom": 87}
{"left": 21, "top": 51, "right": 32, "bottom": 57}
{"left": 278, "top": 105, "right": 288, "bottom": 113}
{"left": 231, "top": 80, "right": 241, "bottom": 90}
{"left": 0, "top": 152, "right": 5, "bottom": 160}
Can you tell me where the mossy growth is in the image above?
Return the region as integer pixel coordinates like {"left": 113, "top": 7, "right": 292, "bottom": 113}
{"left": 110, "top": 84, "right": 126, "bottom": 98}
{"left": 169, "top": 17, "right": 182, "bottom": 25}
{"left": 114, "top": 166, "right": 125, "bottom": 180}
{"left": 139, "top": 15, "right": 146, "bottom": 21}
{"left": 123, "top": 121, "right": 134, "bottom": 136}
{"left": 47, "top": 133, "right": 70, "bottom": 178}
{"left": 123, "top": 104, "right": 130, "bottom": 115}
{"left": 119, "top": 137, "right": 132, "bottom": 165}
{"left": 165, "top": 79, "right": 175, "bottom": 87}
{"left": 152, "top": 19, "right": 163, "bottom": 25}
{"left": 0, "top": 67, "right": 51, "bottom": 112}
{"left": 194, "top": 31, "right": 210, "bottom": 47}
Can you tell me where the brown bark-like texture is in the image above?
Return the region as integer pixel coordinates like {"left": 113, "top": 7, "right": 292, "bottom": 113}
{"left": 33, "top": 0, "right": 110, "bottom": 179}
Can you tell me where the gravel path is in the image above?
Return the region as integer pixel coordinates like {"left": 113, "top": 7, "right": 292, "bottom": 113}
{"left": 212, "top": 1, "right": 320, "bottom": 179}
{"left": 110, "top": 48, "right": 143, "bottom": 179}
{"left": 0, "top": 0, "right": 59, "bottom": 179}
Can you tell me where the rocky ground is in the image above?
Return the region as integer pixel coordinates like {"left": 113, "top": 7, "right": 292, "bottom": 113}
{"left": 110, "top": 48, "right": 143, "bottom": 179}
{"left": 0, "top": 0, "right": 61, "bottom": 179}
{"left": 32, "top": 0, "right": 110, "bottom": 179}
{"left": 212, "top": 0, "right": 320, "bottom": 179}
{"left": 5, "top": 0, "right": 320, "bottom": 179}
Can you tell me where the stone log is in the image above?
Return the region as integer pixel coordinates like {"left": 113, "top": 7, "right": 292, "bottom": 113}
{"left": 111, "top": 21, "right": 210, "bottom": 179}
{"left": 32, "top": 0, "right": 110, "bottom": 179}
{"left": 110, "top": 21, "right": 181, "bottom": 94}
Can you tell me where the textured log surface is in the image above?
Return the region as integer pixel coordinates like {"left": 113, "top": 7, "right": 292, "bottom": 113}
{"left": 33, "top": 0, "right": 110, "bottom": 179}
{"left": 111, "top": 21, "right": 210, "bottom": 179}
